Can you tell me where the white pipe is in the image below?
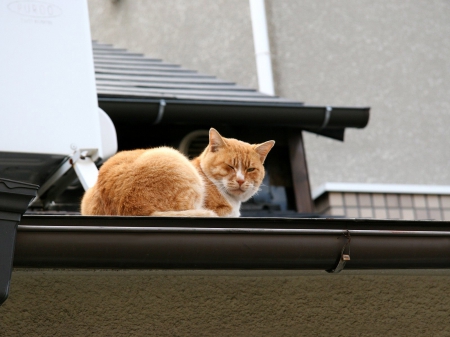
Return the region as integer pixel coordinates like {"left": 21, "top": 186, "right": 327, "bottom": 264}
{"left": 249, "top": 0, "right": 275, "bottom": 96}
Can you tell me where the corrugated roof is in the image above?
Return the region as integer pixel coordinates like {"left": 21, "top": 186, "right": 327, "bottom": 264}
{"left": 93, "top": 41, "right": 298, "bottom": 104}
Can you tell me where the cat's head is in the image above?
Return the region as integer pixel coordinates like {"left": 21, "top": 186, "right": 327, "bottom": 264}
{"left": 199, "top": 128, "right": 275, "bottom": 202}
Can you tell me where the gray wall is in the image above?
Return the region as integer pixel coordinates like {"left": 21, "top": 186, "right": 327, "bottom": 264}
{"left": 88, "top": 0, "right": 450, "bottom": 191}
{"left": 267, "top": 1, "right": 450, "bottom": 190}
{"left": 2, "top": 269, "right": 450, "bottom": 336}
{"left": 88, "top": 0, "right": 257, "bottom": 89}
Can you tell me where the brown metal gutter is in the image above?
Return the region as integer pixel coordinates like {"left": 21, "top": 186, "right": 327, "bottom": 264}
{"left": 14, "top": 216, "right": 450, "bottom": 271}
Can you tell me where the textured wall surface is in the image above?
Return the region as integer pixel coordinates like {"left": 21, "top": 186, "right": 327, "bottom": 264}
{"left": 88, "top": 0, "right": 258, "bottom": 90}
{"left": 2, "top": 269, "right": 450, "bottom": 336}
{"left": 266, "top": 0, "right": 450, "bottom": 189}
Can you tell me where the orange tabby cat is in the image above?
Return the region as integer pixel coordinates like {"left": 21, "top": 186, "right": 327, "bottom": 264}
{"left": 81, "top": 128, "right": 274, "bottom": 217}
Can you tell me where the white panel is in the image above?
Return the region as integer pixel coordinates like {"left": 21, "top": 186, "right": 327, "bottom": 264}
{"left": 312, "top": 183, "right": 450, "bottom": 200}
{"left": 98, "top": 108, "right": 117, "bottom": 160}
{"left": 0, "top": 0, "right": 102, "bottom": 156}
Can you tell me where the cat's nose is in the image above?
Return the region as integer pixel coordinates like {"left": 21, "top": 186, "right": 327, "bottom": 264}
{"left": 236, "top": 178, "right": 245, "bottom": 186}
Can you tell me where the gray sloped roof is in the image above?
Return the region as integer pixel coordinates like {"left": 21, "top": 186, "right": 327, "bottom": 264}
{"left": 93, "top": 41, "right": 296, "bottom": 104}
{"left": 93, "top": 41, "right": 370, "bottom": 140}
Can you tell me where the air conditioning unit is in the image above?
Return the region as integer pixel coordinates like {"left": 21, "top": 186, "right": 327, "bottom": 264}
{"left": 0, "top": 0, "right": 117, "bottom": 207}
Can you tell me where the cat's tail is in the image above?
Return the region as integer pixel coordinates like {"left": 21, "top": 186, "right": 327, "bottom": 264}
{"left": 152, "top": 209, "right": 218, "bottom": 217}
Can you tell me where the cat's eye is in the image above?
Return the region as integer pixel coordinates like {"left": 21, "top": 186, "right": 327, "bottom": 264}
{"left": 247, "top": 168, "right": 256, "bottom": 172}
{"left": 227, "top": 164, "right": 235, "bottom": 170}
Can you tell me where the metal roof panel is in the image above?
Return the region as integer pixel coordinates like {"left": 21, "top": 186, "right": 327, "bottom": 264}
{"left": 93, "top": 41, "right": 288, "bottom": 104}
{"left": 93, "top": 41, "right": 370, "bottom": 139}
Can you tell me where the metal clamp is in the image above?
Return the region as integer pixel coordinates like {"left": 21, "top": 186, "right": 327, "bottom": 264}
{"left": 318, "top": 106, "right": 332, "bottom": 131}
{"left": 326, "top": 230, "right": 351, "bottom": 273}
{"left": 31, "top": 149, "right": 99, "bottom": 208}
{"left": 153, "top": 99, "right": 166, "bottom": 125}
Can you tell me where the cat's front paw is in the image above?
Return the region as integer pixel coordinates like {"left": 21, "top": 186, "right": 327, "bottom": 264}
{"left": 202, "top": 210, "right": 219, "bottom": 217}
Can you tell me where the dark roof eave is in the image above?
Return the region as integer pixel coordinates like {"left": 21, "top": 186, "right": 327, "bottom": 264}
{"left": 98, "top": 96, "right": 370, "bottom": 141}
{"left": 14, "top": 216, "right": 450, "bottom": 270}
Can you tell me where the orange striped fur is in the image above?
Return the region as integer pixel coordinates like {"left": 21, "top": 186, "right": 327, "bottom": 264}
{"left": 81, "top": 128, "right": 274, "bottom": 217}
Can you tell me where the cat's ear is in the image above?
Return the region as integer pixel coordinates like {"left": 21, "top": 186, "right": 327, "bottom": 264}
{"left": 254, "top": 141, "right": 275, "bottom": 164}
{"left": 209, "top": 128, "right": 226, "bottom": 152}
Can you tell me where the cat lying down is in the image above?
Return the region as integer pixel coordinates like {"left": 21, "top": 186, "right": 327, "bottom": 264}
{"left": 81, "top": 128, "right": 274, "bottom": 217}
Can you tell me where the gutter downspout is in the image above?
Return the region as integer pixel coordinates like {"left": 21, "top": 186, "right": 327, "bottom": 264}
{"left": 249, "top": 0, "right": 275, "bottom": 96}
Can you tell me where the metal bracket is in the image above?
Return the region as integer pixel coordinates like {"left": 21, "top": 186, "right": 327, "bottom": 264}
{"left": 72, "top": 156, "right": 98, "bottom": 190}
{"left": 318, "top": 106, "right": 332, "bottom": 131}
{"left": 153, "top": 99, "right": 166, "bottom": 125}
{"left": 326, "top": 230, "right": 351, "bottom": 273}
{"left": 31, "top": 149, "right": 99, "bottom": 208}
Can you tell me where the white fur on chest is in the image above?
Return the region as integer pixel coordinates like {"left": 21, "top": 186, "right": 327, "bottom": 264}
{"left": 210, "top": 178, "right": 242, "bottom": 217}
{"left": 200, "top": 162, "right": 242, "bottom": 217}
{"left": 222, "top": 193, "right": 241, "bottom": 217}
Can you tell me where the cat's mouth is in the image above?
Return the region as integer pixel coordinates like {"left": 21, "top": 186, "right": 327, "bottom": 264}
{"left": 228, "top": 188, "right": 245, "bottom": 195}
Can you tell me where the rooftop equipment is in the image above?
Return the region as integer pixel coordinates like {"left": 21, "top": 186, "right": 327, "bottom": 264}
{"left": 0, "top": 178, "right": 38, "bottom": 305}
{"left": 0, "top": 0, "right": 116, "bottom": 305}
{"left": 0, "top": 0, "right": 117, "bottom": 207}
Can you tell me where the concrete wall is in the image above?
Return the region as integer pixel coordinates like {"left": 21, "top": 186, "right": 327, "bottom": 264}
{"left": 88, "top": 0, "right": 450, "bottom": 191}
{"left": 267, "top": 0, "right": 450, "bottom": 189}
{"left": 2, "top": 269, "right": 450, "bottom": 336}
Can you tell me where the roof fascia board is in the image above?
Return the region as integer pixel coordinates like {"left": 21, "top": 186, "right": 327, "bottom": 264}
{"left": 98, "top": 98, "right": 369, "bottom": 139}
